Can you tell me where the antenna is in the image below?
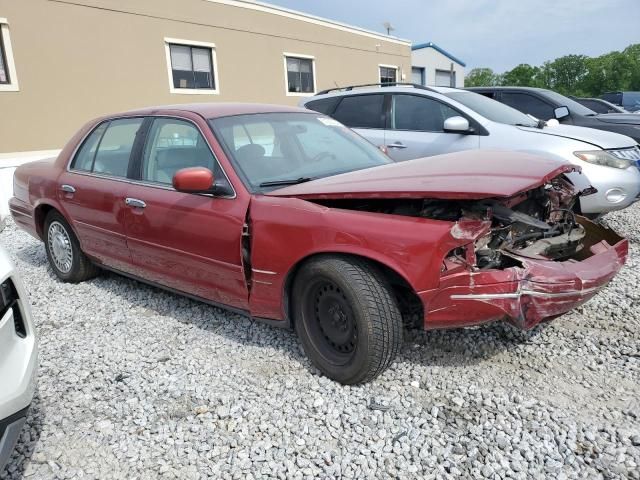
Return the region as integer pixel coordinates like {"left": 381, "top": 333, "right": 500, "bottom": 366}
{"left": 383, "top": 21, "right": 395, "bottom": 36}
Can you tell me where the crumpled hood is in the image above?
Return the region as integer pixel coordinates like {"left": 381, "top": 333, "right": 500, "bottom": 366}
{"left": 267, "top": 150, "right": 577, "bottom": 201}
{"left": 595, "top": 113, "right": 640, "bottom": 125}
{"left": 516, "top": 124, "right": 637, "bottom": 149}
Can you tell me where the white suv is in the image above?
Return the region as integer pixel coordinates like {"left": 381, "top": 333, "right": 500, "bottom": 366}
{"left": 0, "top": 246, "right": 37, "bottom": 471}
{"left": 300, "top": 84, "right": 640, "bottom": 215}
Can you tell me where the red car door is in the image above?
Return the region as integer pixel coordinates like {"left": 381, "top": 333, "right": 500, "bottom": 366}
{"left": 57, "top": 117, "right": 145, "bottom": 272}
{"left": 123, "top": 116, "right": 250, "bottom": 310}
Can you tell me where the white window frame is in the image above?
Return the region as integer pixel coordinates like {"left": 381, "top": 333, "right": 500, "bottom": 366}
{"left": 0, "top": 18, "right": 19, "bottom": 92}
{"left": 378, "top": 64, "right": 398, "bottom": 85}
{"left": 283, "top": 52, "right": 317, "bottom": 97}
{"left": 164, "top": 37, "right": 220, "bottom": 95}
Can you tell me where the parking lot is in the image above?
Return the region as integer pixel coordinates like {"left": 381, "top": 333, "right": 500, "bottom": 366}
{"left": 0, "top": 203, "right": 638, "bottom": 479}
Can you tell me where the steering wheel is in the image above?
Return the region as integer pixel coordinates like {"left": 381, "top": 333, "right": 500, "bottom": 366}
{"left": 311, "top": 151, "right": 336, "bottom": 163}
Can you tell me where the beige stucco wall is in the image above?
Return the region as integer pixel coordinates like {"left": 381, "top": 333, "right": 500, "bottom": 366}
{"left": 0, "top": 0, "right": 411, "bottom": 153}
{"left": 411, "top": 47, "right": 465, "bottom": 88}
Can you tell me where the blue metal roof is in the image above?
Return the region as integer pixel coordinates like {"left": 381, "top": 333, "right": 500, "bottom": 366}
{"left": 411, "top": 42, "right": 466, "bottom": 67}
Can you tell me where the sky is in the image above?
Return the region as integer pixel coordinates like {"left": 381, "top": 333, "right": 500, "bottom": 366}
{"left": 263, "top": 0, "right": 640, "bottom": 73}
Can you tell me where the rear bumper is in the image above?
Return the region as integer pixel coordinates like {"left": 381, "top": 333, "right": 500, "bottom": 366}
{"left": 0, "top": 406, "right": 29, "bottom": 471}
{"left": 420, "top": 219, "right": 628, "bottom": 330}
{"left": 8, "top": 197, "right": 39, "bottom": 240}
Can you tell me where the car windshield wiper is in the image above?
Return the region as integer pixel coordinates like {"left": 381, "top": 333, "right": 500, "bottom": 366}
{"left": 259, "top": 177, "right": 313, "bottom": 187}
{"left": 514, "top": 123, "right": 537, "bottom": 128}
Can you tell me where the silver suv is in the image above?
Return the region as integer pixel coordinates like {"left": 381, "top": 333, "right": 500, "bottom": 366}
{"left": 300, "top": 84, "right": 640, "bottom": 215}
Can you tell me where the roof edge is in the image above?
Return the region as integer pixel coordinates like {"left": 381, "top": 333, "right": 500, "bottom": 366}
{"left": 412, "top": 42, "right": 466, "bottom": 67}
{"left": 207, "top": 0, "right": 412, "bottom": 46}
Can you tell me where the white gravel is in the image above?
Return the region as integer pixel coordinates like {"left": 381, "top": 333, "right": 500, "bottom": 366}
{"left": 1, "top": 205, "right": 639, "bottom": 480}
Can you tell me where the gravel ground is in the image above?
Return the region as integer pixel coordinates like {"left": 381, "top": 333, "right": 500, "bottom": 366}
{"left": 1, "top": 205, "right": 639, "bottom": 480}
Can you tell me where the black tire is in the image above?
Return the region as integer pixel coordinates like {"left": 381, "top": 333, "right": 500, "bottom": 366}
{"left": 293, "top": 256, "right": 403, "bottom": 384}
{"left": 44, "top": 210, "right": 99, "bottom": 282}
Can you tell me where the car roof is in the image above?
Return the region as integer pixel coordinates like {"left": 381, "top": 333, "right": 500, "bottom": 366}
{"left": 115, "top": 103, "right": 310, "bottom": 119}
{"left": 305, "top": 85, "right": 465, "bottom": 101}
{"left": 467, "top": 86, "right": 548, "bottom": 93}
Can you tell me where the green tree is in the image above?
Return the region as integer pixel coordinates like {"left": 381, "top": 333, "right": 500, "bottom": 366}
{"left": 465, "top": 68, "right": 498, "bottom": 87}
{"left": 501, "top": 64, "right": 542, "bottom": 87}
{"left": 546, "top": 54, "right": 589, "bottom": 95}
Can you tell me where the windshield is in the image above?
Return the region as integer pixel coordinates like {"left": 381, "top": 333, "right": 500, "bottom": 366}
{"left": 443, "top": 91, "right": 538, "bottom": 127}
{"left": 210, "top": 113, "right": 392, "bottom": 191}
{"left": 541, "top": 90, "right": 597, "bottom": 116}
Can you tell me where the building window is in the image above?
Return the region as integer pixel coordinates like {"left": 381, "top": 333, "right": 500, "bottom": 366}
{"left": 379, "top": 65, "right": 398, "bottom": 85}
{"left": 164, "top": 38, "right": 219, "bottom": 94}
{"left": 0, "top": 19, "right": 19, "bottom": 91}
{"left": 284, "top": 54, "right": 315, "bottom": 95}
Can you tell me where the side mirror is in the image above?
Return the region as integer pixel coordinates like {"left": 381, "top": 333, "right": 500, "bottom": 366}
{"left": 554, "top": 106, "right": 570, "bottom": 120}
{"left": 173, "top": 167, "right": 215, "bottom": 193}
{"left": 443, "top": 116, "right": 471, "bottom": 133}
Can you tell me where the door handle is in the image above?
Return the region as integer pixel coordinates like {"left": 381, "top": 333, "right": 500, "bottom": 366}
{"left": 60, "top": 184, "right": 76, "bottom": 193}
{"left": 386, "top": 142, "right": 407, "bottom": 149}
{"left": 125, "top": 198, "right": 146, "bottom": 209}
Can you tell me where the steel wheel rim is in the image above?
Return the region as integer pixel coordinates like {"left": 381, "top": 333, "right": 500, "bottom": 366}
{"left": 48, "top": 221, "right": 73, "bottom": 273}
{"left": 305, "top": 279, "right": 358, "bottom": 365}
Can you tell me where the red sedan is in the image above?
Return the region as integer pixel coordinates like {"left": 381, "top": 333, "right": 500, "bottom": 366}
{"left": 9, "top": 104, "right": 627, "bottom": 384}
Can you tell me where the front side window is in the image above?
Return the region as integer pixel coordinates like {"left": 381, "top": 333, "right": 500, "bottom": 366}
{"left": 141, "top": 118, "right": 218, "bottom": 185}
{"left": 332, "top": 94, "right": 385, "bottom": 129}
{"left": 379, "top": 66, "right": 397, "bottom": 85}
{"left": 71, "top": 118, "right": 143, "bottom": 177}
{"left": 286, "top": 56, "right": 315, "bottom": 94}
{"left": 392, "top": 94, "right": 459, "bottom": 131}
{"left": 168, "top": 42, "right": 216, "bottom": 91}
{"left": 210, "top": 113, "right": 391, "bottom": 191}
{"left": 500, "top": 92, "right": 555, "bottom": 121}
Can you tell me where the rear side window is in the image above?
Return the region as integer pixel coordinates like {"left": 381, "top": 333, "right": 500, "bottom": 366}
{"left": 332, "top": 94, "right": 385, "bottom": 129}
{"left": 500, "top": 92, "right": 555, "bottom": 121}
{"left": 71, "top": 118, "right": 143, "bottom": 177}
{"left": 391, "top": 94, "right": 459, "bottom": 131}
{"left": 305, "top": 97, "right": 341, "bottom": 115}
{"left": 72, "top": 123, "right": 108, "bottom": 171}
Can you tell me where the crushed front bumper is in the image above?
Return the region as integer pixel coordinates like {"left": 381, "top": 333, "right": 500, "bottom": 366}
{"left": 420, "top": 218, "right": 628, "bottom": 330}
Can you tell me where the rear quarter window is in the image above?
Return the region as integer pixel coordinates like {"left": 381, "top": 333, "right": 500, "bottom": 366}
{"left": 304, "top": 97, "right": 341, "bottom": 115}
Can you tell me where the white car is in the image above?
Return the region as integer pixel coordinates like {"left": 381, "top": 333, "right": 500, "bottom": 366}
{"left": 301, "top": 84, "right": 640, "bottom": 216}
{"left": 0, "top": 246, "right": 37, "bottom": 471}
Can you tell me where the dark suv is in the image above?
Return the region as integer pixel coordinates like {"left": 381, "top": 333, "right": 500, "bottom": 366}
{"left": 602, "top": 91, "right": 640, "bottom": 113}
{"left": 467, "top": 87, "right": 640, "bottom": 143}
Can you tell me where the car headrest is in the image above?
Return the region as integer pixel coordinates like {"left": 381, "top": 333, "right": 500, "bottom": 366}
{"left": 235, "top": 143, "right": 265, "bottom": 163}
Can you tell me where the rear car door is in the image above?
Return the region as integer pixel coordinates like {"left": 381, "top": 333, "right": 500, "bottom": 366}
{"left": 384, "top": 93, "right": 480, "bottom": 161}
{"left": 330, "top": 94, "right": 387, "bottom": 150}
{"left": 123, "top": 115, "right": 250, "bottom": 309}
{"left": 57, "top": 117, "right": 144, "bottom": 272}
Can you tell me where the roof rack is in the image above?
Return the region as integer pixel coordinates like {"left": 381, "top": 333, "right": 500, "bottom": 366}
{"left": 316, "top": 82, "right": 439, "bottom": 95}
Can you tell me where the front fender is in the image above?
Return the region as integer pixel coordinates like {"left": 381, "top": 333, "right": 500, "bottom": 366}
{"left": 247, "top": 195, "right": 483, "bottom": 320}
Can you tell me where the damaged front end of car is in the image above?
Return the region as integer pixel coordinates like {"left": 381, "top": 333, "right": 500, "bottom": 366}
{"left": 312, "top": 173, "right": 628, "bottom": 330}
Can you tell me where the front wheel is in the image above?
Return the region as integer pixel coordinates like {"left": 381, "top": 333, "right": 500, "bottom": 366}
{"left": 44, "top": 211, "right": 99, "bottom": 282}
{"left": 293, "top": 256, "right": 403, "bottom": 384}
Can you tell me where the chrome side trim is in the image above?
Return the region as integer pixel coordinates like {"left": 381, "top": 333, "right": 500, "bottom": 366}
{"left": 451, "top": 285, "right": 604, "bottom": 301}
{"left": 251, "top": 268, "right": 278, "bottom": 275}
{"left": 8, "top": 208, "right": 33, "bottom": 219}
{"left": 65, "top": 114, "right": 237, "bottom": 199}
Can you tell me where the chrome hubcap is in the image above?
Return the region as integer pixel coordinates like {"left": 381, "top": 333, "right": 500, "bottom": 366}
{"left": 48, "top": 221, "right": 73, "bottom": 273}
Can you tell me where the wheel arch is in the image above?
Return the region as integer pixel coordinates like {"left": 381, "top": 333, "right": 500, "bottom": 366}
{"left": 282, "top": 252, "right": 424, "bottom": 331}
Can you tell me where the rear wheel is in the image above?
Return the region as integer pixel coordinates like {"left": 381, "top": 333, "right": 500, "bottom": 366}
{"left": 44, "top": 211, "right": 99, "bottom": 282}
{"left": 293, "top": 256, "right": 403, "bottom": 384}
